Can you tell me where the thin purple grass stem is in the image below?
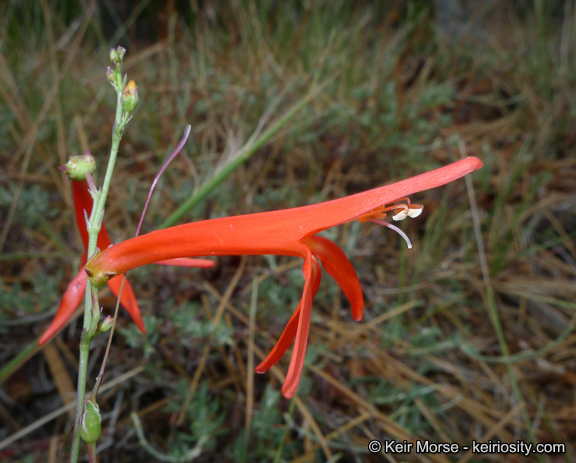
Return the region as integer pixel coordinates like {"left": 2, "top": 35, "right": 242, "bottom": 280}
{"left": 134, "top": 125, "right": 192, "bottom": 238}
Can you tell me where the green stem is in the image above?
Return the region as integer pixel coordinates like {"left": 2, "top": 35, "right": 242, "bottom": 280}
{"left": 94, "top": 89, "right": 125, "bottom": 218}
{"left": 70, "top": 63, "right": 128, "bottom": 463}
{"left": 70, "top": 329, "right": 91, "bottom": 460}
{"left": 272, "top": 398, "right": 296, "bottom": 463}
{"left": 87, "top": 443, "right": 96, "bottom": 463}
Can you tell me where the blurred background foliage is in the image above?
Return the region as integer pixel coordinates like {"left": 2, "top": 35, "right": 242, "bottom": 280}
{"left": 1, "top": 0, "right": 576, "bottom": 461}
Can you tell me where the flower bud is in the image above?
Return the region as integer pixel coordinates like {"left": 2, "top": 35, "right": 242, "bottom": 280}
{"left": 97, "top": 316, "right": 114, "bottom": 333}
{"left": 122, "top": 80, "right": 139, "bottom": 113}
{"left": 106, "top": 66, "right": 115, "bottom": 84}
{"left": 109, "top": 46, "right": 126, "bottom": 64}
{"left": 59, "top": 152, "right": 96, "bottom": 181}
{"left": 79, "top": 400, "right": 101, "bottom": 444}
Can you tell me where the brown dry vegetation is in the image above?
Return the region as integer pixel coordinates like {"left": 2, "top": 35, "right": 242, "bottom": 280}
{"left": 1, "top": 1, "right": 576, "bottom": 462}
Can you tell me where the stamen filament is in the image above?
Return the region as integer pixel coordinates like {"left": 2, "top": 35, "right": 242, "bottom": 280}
{"left": 358, "top": 198, "right": 412, "bottom": 223}
{"left": 370, "top": 219, "right": 413, "bottom": 249}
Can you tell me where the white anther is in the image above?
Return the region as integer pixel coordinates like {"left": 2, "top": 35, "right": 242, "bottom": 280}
{"left": 392, "top": 210, "right": 408, "bottom": 221}
{"left": 407, "top": 206, "right": 423, "bottom": 218}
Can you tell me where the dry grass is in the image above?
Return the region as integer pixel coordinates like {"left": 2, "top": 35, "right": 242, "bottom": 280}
{"left": 1, "top": 1, "right": 576, "bottom": 462}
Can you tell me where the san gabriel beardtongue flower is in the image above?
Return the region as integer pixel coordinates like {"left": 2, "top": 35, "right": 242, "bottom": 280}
{"left": 84, "top": 157, "right": 483, "bottom": 398}
{"left": 38, "top": 175, "right": 215, "bottom": 345}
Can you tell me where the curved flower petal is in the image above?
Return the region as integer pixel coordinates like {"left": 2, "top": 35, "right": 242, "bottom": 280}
{"left": 106, "top": 276, "right": 146, "bottom": 333}
{"left": 255, "top": 257, "right": 322, "bottom": 374}
{"left": 73, "top": 179, "right": 113, "bottom": 251}
{"left": 304, "top": 235, "right": 363, "bottom": 321}
{"left": 38, "top": 269, "right": 86, "bottom": 345}
{"left": 255, "top": 304, "right": 300, "bottom": 375}
{"left": 282, "top": 255, "right": 321, "bottom": 398}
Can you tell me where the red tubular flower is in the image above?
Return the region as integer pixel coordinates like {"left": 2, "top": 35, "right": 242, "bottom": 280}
{"left": 84, "top": 157, "right": 483, "bottom": 397}
{"left": 38, "top": 180, "right": 215, "bottom": 345}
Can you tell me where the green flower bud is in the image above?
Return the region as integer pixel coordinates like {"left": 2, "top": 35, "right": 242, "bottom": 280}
{"left": 106, "top": 66, "right": 115, "bottom": 84}
{"left": 79, "top": 400, "right": 101, "bottom": 444}
{"left": 122, "top": 80, "right": 139, "bottom": 113}
{"left": 109, "top": 46, "right": 126, "bottom": 64}
{"left": 59, "top": 152, "right": 96, "bottom": 181}
{"left": 97, "top": 316, "right": 114, "bottom": 333}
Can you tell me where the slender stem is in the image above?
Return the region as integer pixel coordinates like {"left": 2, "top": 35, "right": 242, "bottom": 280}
{"left": 69, "top": 276, "right": 97, "bottom": 462}
{"left": 94, "top": 89, "right": 125, "bottom": 220}
{"left": 87, "top": 443, "right": 96, "bottom": 463}
{"left": 90, "top": 277, "right": 125, "bottom": 401}
{"left": 70, "top": 61, "right": 129, "bottom": 463}
{"left": 272, "top": 398, "right": 296, "bottom": 463}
